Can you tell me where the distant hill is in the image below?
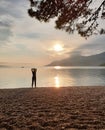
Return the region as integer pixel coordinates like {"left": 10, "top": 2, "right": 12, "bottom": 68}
{"left": 100, "top": 63, "right": 105, "bottom": 66}
{"left": 0, "top": 65, "right": 11, "bottom": 68}
{"left": 47, "top": 52, "right": 105, "bottom": 66}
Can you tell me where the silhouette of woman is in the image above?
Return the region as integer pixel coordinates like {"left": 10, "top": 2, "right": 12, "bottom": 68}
{"left": 31, "top": 68, "right": 37, "bottom": 88}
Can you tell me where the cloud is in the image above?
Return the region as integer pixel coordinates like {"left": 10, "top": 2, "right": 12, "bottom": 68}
{"left": 0, "top": 21, "right": 12, "bottom": 28}
{"left": 0, "top": 21, "right": 13, "bottom": 46}
{"left": 72, "top": 35, "right": 105, "bottom": 56}
{"left": 0, "top": 0, "right": 26, "bottom": 18}
{"left": 0, "top": 0, "right": 28, "bottom": 45}
{"left": 18, "top": 32, "right": 41, "bottom": 39}
{"left": 0, "top": 17, "right": 13, "bottom": 45}
{"left": 0, "top": 28, "right": 12, "bottom": 40}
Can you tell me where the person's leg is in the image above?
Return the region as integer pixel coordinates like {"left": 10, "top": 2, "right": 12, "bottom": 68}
{"left": 35, "top": 77, "right": 36, "bottom": 87}
{"left": 32, "top": 77, "right": 34, "bottom": 88}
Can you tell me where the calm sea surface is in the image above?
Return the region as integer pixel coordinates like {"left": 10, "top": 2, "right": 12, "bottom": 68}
{"left": 0, "top": 66, "right": 105, "bottom": 88}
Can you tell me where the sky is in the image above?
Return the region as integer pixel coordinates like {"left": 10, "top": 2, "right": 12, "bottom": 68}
{"left": 0, "top": 0, "right": 105, "bottom": 66}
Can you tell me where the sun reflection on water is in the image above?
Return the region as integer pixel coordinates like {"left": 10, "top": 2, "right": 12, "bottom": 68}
{"left": 54, "top": 76, "right": 60, "bottom": 88}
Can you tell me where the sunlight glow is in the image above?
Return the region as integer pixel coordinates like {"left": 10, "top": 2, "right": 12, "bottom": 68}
{"left": 54, "top": 66, "right": 61, "bottom": 69}
{"left": 54, "top": 76, "right": 60, "bottom": 88}
{"left": 53, "top": 44, "right": 63, "bottom": 52}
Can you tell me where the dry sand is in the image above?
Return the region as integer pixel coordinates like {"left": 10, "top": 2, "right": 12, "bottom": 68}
{"left": 0, "top": 87, "right": 105, "bottom": 130}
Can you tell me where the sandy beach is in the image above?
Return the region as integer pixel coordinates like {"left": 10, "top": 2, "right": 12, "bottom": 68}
{"left": 0, "top": 87, "right": 105, "bottom": 130}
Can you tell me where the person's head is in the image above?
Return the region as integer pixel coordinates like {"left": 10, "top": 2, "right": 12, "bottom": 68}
{"left": 31, "top": 68, "right": 37, "bottom": 72}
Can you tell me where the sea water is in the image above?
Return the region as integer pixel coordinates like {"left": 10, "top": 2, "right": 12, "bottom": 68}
{"left": 0, "top": 66, "right": 105, "bottom": 88}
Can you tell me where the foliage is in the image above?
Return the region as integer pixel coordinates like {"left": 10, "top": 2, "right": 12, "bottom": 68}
{"left": 28, "top": 0, "right": 105, "bottom": 38}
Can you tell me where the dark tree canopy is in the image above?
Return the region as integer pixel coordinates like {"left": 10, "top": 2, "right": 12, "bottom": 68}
{"left": 28, "top": 0, "right": 105, "bottom": 38}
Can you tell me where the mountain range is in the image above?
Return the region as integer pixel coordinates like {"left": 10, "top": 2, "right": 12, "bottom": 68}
{"left": 47, "top": 52, "right": 105, "bottom": 66}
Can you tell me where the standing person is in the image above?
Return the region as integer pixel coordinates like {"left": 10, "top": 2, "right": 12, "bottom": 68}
{"left": 31, "top": 68, "right": 37, "bottom": 88}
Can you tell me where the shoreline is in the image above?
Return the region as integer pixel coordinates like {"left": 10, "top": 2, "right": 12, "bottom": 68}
{"left": 0, "top": 86, "right": 105, "bottom": 129}
{"left": 1, "top": 85, "right": 105, "bottom": 89}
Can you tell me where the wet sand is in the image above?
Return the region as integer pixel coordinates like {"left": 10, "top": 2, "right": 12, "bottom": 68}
{"left": 0, "top": 87, "right": 105, "bottom": 130}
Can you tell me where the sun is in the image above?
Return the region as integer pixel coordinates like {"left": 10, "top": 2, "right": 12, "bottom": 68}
{"left": 53, "top": 44, "right": 63, "bottom": 52}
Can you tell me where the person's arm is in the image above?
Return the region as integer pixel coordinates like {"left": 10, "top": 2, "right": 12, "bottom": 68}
{"left": 31, "top": 68, "right": 34, "bottom": 72}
